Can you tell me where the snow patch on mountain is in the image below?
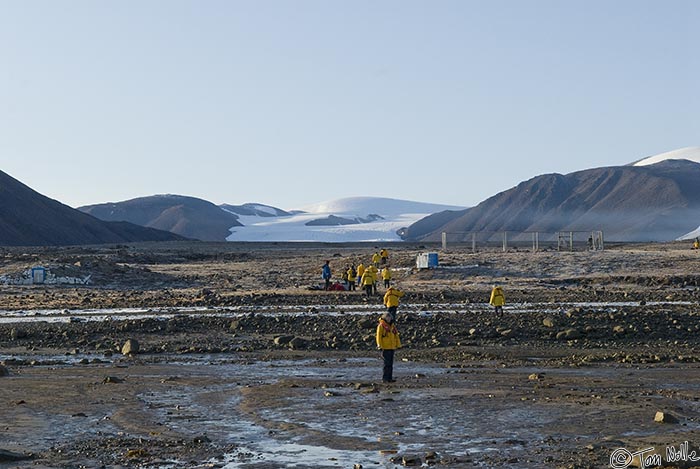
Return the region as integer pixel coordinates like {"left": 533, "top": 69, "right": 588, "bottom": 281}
{"left": 226, "top": 197, "right": 465, "bottom": 242}
{"left": 632, "top": 147, "right": 700, "bottom": 166}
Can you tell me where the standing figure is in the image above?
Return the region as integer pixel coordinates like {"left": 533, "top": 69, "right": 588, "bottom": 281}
{"left": 372, "top": 252, "right": 381, "bottom": 268}
{"left": 347, "top": 265, "right": 357, "bottom": 291}
{"left": 376, "top": 312, "right": 401, "bottom": 383}
{"left": 380, "top": 248, "right": 389, "bottom": 265}
{"left": 368, "top": 264, "right": 379, "bottom": 295}
{"left": 322, "top": 260, "right": 332, "bottom": 291}
{"left": 383, "top": 286, "right": 404, "bottom": 322}
{"left": 381, "top": 266, "right": 392, "bottom": 288}
{"left": 361, "top": 267, "right": 375, "bottom": 297}
{"left": 356, "top": 263, "right": 365, "bottom": 287}
{"left": 489, "top": 285, "right": 505, "bottom": 314}
{"left": 694, "top": 238, "right": 700, "bottom": 250}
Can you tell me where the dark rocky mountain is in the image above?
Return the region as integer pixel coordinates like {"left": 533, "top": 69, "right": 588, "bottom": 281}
{"left": 80, "top": 195, "right": 241, "bottom": 242}
{"left": 0, "top": 170, "right": 182, "bottom": 246}
{"left": 403, "top": 160, "right": 700, "bottom": 242}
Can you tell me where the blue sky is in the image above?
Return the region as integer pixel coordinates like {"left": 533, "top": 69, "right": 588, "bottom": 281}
{"left": 1, "top": 1, "right": 697, "bottom": 209}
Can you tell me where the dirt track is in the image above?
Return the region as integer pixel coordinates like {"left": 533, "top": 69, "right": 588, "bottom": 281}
{"left": 2, "top": 241, "right": 700, "bottom": 468}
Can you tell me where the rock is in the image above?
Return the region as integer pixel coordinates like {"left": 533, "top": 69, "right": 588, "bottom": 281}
{"left": 500, "top": 329, "right": 515, "bottom": 338}
{"left": 121, "top": 339, "right": 139, "bottom": 355}
{"left": 528, "top": 373, "right": 541, "bottom": 381}
{"left": 556, "top": 328, "right": 581, "bottom": 340}
{"left": 289, "top": 337, "right": 308, "bottom": 349}
{"left": 468, "top": 328, "right": 477, "bottom": 336}
{"left": 0, "top": 365, "right": 8, "bottom": 377}
{"left": 613, "top": 325, "right": 626, "bottom": 334}
{"left": 229, "top": 319, "right": 241, "bottom": 330}
{"left": 353, "top": 465, "right": 363, "bottom": 469}
{"left": 654, "top": 411, "right": 679, "bottom": 424}
{"left": 542, "top": 317, "right": 556, "bottom": 328}
{"left": 0, "top": 449, "right": 32, "bottom": 462}
{"left": 425, "top": 451, "right": 438, "bottom": 461}
{"left": 273, "top": 335, "right": 294, "bottom": 346}
{"left": 402, "top": 455, "right": 422, "bottom": 466}
{"left": 10, "top": 328, "right": 26, "bottom": 340}
{"left": 103, "top": 376, "right": 124, "bottom": 384}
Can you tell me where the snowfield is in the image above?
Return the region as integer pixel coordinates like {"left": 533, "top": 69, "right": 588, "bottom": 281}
{"left": 632, "top": 146, "right": 700, "bottom": 166}
{"left": 226, "top": 197, "right": 465, "bottom": 242}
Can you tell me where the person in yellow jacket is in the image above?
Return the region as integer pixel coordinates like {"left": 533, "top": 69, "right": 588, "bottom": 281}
{"left": 380, "top": 248, "right": 389, "bottom": 265}
{"left": 368, "top": 264, "right": 379, "bottom": 295}
{"left": 371, "top": 252, "right": 381, "bottom": 267}
{"left": 489, "top": 285, "right": 505, "bottom": 314}
{"left": 381, "top": 266, "right": 392, "bottom": 288}
{"left": 383, "top": 286, "right": 404, "bottom": 322}
{"left": 356, "top": 263, "right": 365, "bottom": 285}
{"left": 347, "top": 265, "right": 357, "bottom": 291}
{"left": 694, "top": 238, "right": 700, "bottom": 250}
{"left": 360, "top": 268, "right": 375, "bottom": 297}
{"left": 376, "top": 312, "right": 401, "bottom": 383}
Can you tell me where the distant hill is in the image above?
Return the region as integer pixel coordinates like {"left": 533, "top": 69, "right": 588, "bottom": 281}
{"left": 0, "top": 170, "right": 182, "bottom": 246}
{"left": 403, "top": 159, "right": 700, "bottom": 242}
{"left": 80, "top": 195, "right": 241, "bottom": 242}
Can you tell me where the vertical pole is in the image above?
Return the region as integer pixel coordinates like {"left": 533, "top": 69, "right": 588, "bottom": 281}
{"left": 472, "top": 232, "right": 476, "bottom": 254}
{"left": 557, "top": 232, "right": 561, "bottom": 251}
{"left": 600, "top": 231, "right": 604, "bottom": 251}
{"left": 503, "top": 231, "right": 508, "bottom": 252}
{"left": 569, "top": 231, "right": 573, "bottom": 251}
{"left": 442, "top": 232, "right": 447, "bottom": 252}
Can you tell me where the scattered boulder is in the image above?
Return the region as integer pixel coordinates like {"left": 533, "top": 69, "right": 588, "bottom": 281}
{"left": 556, "top": 329, "right": 581, "bottom": 340}
{"left": 103, "top": 376, "right": 124, "bottom": 384}
{"left": 654, "top": 411, "right": 679, "bottom": 424}
{"left": 273, "top": 335, "right": 294, "bottom": 346}
{"left": 0, "top": 449, "right": 33, "bottom": 462}
{"left": 121, "top": 339, "right": 139, "bottom": 355}
{"left": 402, "top": 455, "right": 422, "bottom": 466}
{"left": 289, "top": 337, "right": 308, "bottom": 349}
{"left": 0, "top": 365, "right": 9, "bottom": 377}
{"left": 542, "top": 317, "right": 556, "bottom": 328}
{"left": 613, "top": 325, "right": 626, "bottom": 334}
{"left": 528, "top": 373, "right": 541, "bottom": 381}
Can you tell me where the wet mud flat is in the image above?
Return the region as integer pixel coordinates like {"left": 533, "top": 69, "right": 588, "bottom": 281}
{"left": 3, "top": 347, "right": 700, "bottom": 469}
{"left": 3, "top": 241, "right": 700, "bottom": 468}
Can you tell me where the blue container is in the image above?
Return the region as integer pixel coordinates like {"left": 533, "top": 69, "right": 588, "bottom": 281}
{"left": 427, "top": 252, "right": 439, "bottom": 268}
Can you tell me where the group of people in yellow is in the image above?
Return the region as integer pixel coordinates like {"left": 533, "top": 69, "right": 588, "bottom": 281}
{"left": 322, "top": 251, "right": 509, "bottom": 383}
{"left": 342, "top": 248, "right": 393, "bottom": 296}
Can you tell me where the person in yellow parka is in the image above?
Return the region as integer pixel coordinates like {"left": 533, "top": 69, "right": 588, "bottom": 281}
{"left": 489, "top": 285, "right": 505, "bottom": 314}
{"left": 694, "top": 238, "right": 700, "bottom": 250}
{"left": 347, "top": 265, "right": 357, "bottom": 291}
{"left": 371, "top": 252, "right": 381, "bottom": 267}
{"left": 380, "top": 248, "right": 389, "bottom": 264}
{"left": 360, "top": 267, "right": 375, "bottom": 297}
{"left": 356, "top": 263, "right": 365, "bottom": 286}
{"left": 381, "top": 266, "right": 392, "bottom": 288}
{"left": 368, "top": 264, "right": 379, "bottom": 295}
{"left": 383, "top": 286, "right": 404, "bottom": 322}
{"left": 376, "top": 312, "right": 401, "bottom": 383}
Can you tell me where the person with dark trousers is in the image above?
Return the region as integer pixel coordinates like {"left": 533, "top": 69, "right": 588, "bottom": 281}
{"left": 383, "top": 286, "right": 404, "bottom": 322}
{"left": 376, "top": 312, "right": 401, "bottom": 383}
{"left": 322, "top": 260, "right": 332, "bottom": 291}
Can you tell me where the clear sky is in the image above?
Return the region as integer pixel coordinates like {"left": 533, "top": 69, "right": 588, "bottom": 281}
{"left": 1, "top": 1, "right": 697, "bottom": 209}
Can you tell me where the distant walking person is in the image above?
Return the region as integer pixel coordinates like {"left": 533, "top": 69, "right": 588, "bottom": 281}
{"left": 489, "top": 285, "right": 505, "bottom": 314}
{"left": 356, "top": 263, "right": 365, "bottom": 286}
{"left": 376, "top": 312, "right": 401, "bottom": 383}
{"left": 383, "top": 286, "right": 404, "bottom": 322}
{"left": 372, "top": 252, "right": 381, "bottom": 268}
{"left": 368, "top": 264, "right": 379, "bottom": 295}
{"left": 381, "top": 266, "right": 393, "bottom": 288}
{"left": 361, "top": 267, "right": 375, "bottom": 297}
{"left": 380, "top": 248, "right": 389, "bottom": 265}
{"left": 347, "top": 265, "right": 357, "bottom": 291}
{"left": 322, "top": 260, "right": 332, "bottom": 291}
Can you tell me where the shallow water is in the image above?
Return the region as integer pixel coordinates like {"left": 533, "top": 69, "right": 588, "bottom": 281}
{"left": 0, "top": 300, "right": 692, "bottom": 324}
